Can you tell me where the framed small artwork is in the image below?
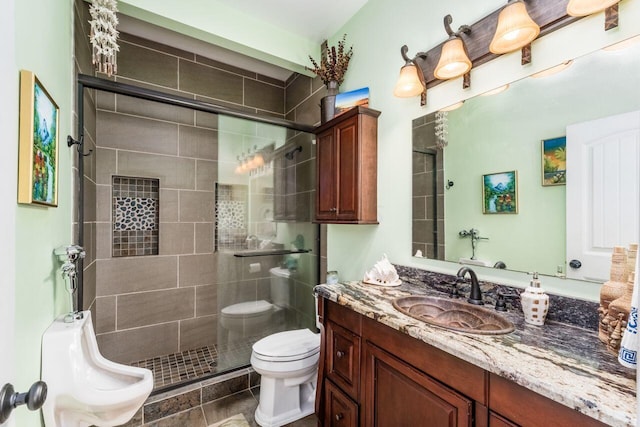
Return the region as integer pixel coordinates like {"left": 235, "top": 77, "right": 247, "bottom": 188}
{"left": 18, "top": 70, "right": 59, "bottom": 206}
{"left": 335, "top": 87, "right": 369, "bottom": 117}
{"left": 541, "top": 136, "right": 566, "bottom": 186}
{"left": 482, "top": 170, "right": 518, "bottom": 214}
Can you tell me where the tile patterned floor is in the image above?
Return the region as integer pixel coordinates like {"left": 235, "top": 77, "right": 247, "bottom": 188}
{"left": 131, "top": 338, "right": 260, "bottom": 390}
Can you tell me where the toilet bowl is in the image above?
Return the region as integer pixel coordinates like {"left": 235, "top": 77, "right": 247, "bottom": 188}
{"left": 251, "top": 328, "right": 321, "bottom": 427}
{"left": 41, "top": 311, "right": 153, "bottom": 427}
{"left": 220, "top": 267, "right": 292, "bottom": 341}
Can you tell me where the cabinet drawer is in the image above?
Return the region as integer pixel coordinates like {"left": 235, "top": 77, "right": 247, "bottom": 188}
{"left": 324, "top": 379, "right": 358, "bottom": 427}
{"left": 326, "top": 321, "right": 361, "bottom": 399}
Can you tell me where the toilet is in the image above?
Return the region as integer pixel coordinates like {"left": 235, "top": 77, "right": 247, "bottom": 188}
{"left": 220, "top": 266, "right": 292, "bottom": 341}
{"left": 250, "top": 295, "right": 321, "bottom": 427}
{"left": 41, "top": 311, "right": 153, "bottom": 427}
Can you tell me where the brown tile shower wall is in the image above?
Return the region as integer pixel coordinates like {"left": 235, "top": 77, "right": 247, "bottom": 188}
{"left": 412, "top": 113, "right": 445, "bottom": 260}
{"left": 89, "top": 31, "right": 292, "bottom": 364}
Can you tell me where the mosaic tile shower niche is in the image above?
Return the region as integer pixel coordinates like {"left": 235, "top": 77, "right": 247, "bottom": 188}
{"left": 112, "top": 176, "right": 159, "bottom": 257}
{"left": 215, "top": 183, "right": 248, "bottom": 251}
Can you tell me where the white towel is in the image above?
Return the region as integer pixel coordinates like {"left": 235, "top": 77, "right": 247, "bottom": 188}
{"left": 618, "top": 254, "right": 640, "bottom": 369}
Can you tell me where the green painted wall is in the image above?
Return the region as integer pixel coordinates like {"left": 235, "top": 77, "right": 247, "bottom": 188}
{"left": 13, "top": 0, "right": 74, "bottom": 425}
{"left": 328, "top": 0, "right": 640, "bottom": 301}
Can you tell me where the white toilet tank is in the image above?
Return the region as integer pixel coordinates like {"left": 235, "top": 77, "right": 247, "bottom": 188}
{"left": 269, "top": 266, "right": 292, "bottom": 307}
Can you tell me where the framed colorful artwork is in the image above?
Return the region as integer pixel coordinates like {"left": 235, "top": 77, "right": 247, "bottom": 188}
{"left": 541, "top": 136, "right": 566, "bottom": 186}
{"left": 482, "top": 170, "right": 518, "bottom": 214}
{"left": 18, "top": 70, "right": 59, "bottom": 206}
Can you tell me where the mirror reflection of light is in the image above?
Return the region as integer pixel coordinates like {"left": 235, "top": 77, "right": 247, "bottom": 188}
{"left": 480, "top": 84, "right": 510, "bottom": 97}
{"left": 530, "top": 60, "right": 573, "bottom": 79}
{"left": 603, "top": 35, "right": 640, "bottom": 52}
{"left": 439, "top": 101, "right": 465, "bottom": 112}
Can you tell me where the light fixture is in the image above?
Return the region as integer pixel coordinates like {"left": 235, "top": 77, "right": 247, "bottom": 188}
{"left": 480, "top": 84, "right": 510, "bottom": 96}
{"left": 530, "top": 60, "right": 573, "bottom": 78}
{"left": 234, "top": 146, "right": 270, "bottom": 176}
{"left": 393, "top": 45, "right": 428, "bottom": 105}
{"left": 567, "top": 0, "right": 620, "bottom": 30}
{"left": 490, "top": 0, "right": 540, "bottom": 55}
{"left": 566, "top": 0, "right": 619, "bottom": 16}
{"left": 434, "top": 15, "right": 472, "bottom": 81}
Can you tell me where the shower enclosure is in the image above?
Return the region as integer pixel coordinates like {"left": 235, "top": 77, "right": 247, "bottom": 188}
{"left": 76, "top": 75, "right": 319, "bottom": 392}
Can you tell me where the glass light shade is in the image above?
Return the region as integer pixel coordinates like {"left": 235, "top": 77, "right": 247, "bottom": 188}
{"left": 567, "top": 0, "right": 619, "bottom": 16}
{"left": 490, "top": 1, "right": 540, "bottom": 54}
{"left": 393, "top": 64, "right": 425, "bottom": 97}
{"left": 434, "top": 38, "right": 472, "bottom": 80}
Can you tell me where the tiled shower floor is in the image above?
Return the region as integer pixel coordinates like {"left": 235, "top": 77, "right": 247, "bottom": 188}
{"left": 131, "top": 338, "right": 261, "bottom": 390}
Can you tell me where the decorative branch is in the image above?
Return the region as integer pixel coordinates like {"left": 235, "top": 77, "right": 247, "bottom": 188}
{"left": 307, "top": 34, "right": 353, "bottom": 87}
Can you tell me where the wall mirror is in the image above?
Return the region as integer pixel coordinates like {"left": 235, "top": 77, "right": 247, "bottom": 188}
{"left": 412, "top": 36, "right": 640, "bottom": 282}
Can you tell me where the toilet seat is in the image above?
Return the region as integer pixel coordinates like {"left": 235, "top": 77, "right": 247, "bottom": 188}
{"left": 252, "top": 329, "right": 320, "bottom": 362}
{"left": 221, "top": 300, "right": 273, "bottom": 318}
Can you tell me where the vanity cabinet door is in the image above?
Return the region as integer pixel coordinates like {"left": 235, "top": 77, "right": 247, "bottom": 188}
{"left": 326, "top": 320, "right": 361, "bottom": 400}
{"left": 316, "top": 127, "right": 337, "bottom": 221}
{"left": 324, "top": 379, "right": 359, "bottom": 427}
{"left": 362, "top": 342, "right": 473, "bottom": 427}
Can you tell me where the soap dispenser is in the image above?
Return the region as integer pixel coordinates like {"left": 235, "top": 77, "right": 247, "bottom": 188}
{"left": 521, "top": 272, "right": 549, "bottom": 326}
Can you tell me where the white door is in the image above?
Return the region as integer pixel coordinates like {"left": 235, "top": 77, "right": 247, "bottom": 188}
{"left": 566, "top": 110, "right": 640, "bottom": 282}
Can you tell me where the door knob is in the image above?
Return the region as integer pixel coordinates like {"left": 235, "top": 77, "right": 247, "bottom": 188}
{"left": 569, "top": 259, "right": 582, "bottom": 269}
{"left": 0, "top": 381, "right": 47, "bottom": 423}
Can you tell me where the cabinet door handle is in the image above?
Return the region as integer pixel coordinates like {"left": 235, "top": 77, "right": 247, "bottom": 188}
{"left": 336, "top": 350, "right": 345, "bottom": 358}
{"left": 335, "top": 413, "right": 344, "bottom": 421}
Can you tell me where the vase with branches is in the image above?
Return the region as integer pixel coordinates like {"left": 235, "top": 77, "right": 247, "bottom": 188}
{"left": 308, "top": 34, "right": 353, "bottom": 92}
{"left": 308, "top": 34, "right": 353, "bottom": 122}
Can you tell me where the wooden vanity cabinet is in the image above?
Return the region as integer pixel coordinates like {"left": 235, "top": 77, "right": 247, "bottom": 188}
{"left": 314, "top": 107, "right": 380, "bottom": 224}
{"left": 316, "top": 299, "right": 611, "bottom": 427}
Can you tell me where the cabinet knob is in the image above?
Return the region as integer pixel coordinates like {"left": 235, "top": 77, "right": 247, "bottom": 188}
{"left": 336, "top": 350, "right": 345, "bottom": 359}
{"left": 330, "top": 207, "right": 337, "bottom": 212}
{"left": 335, "top": 413, "right": 344, "bottom": 421}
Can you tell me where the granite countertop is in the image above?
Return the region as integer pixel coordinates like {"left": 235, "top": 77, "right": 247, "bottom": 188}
{"left": 315, "top": 276, "right": 637, "bottom": 427}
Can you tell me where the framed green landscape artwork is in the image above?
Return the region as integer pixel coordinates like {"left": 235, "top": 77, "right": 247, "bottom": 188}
{"left": 542, "top": 136, "right": 566, "bottom": 186}
{"left": 482, "top": 170, "right": 518, "bottom": 214}
{"left": 18, "top": 70, "right": 59, "bottom": 207}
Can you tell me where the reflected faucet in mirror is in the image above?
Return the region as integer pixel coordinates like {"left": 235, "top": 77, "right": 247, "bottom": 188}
{"left": 458, "top": 228, "right": 487, "bottom": 260}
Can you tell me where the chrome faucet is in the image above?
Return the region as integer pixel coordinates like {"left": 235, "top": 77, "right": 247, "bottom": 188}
{"left": 456, "top": 266, "right": 484, "bottom": 305}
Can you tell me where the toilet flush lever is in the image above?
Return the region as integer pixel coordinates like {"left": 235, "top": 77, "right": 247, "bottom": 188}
{"left": 0, "top": 381, "right": 47, "bottom": 423}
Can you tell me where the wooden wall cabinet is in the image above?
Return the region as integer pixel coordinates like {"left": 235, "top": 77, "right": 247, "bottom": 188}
{"left": 316, "top": 299, "right": 610, "bottom": 427}
{"left": 315, "top": 107, "right": 380, "bottom": 224}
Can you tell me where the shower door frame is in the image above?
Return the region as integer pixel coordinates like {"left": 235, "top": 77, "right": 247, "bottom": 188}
{"left": 74, "top": 73, "right": 320, "bottom": 311}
